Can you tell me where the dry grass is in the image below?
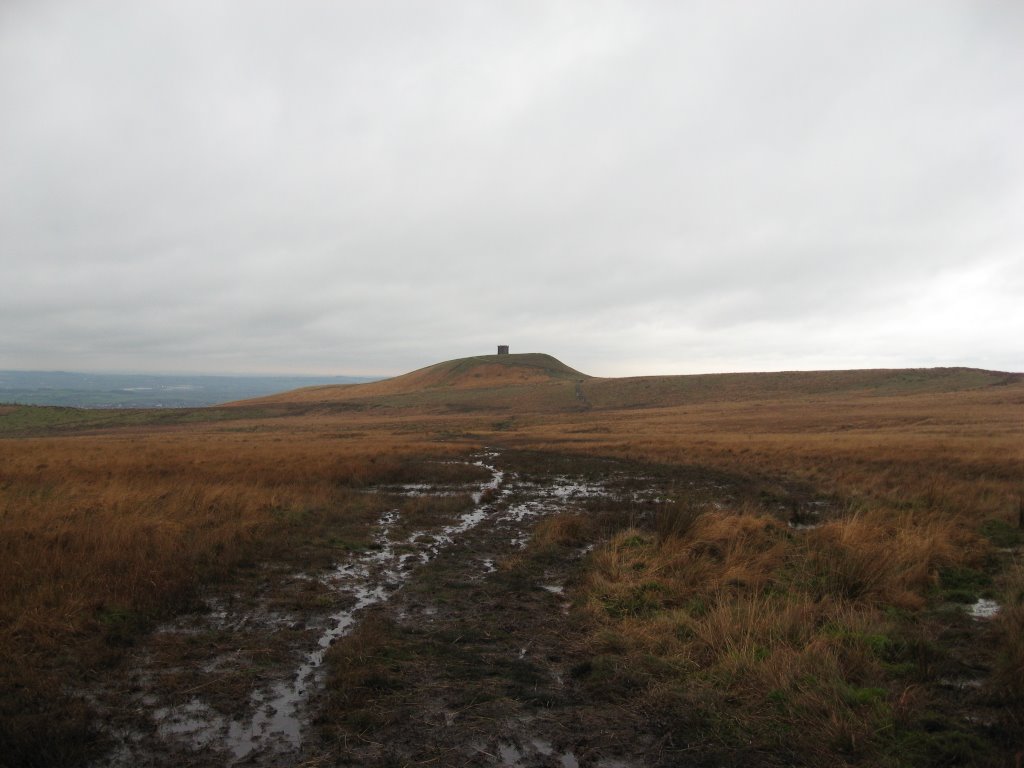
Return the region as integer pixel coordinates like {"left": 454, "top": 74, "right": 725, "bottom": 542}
{"left": 990, "top": 563, "right": 1024, "bottom": 702}
{"left": 1, "top": 364, "right": 1020, "bottom": 765}
{"left": 576, "top": 504, "right": 993, "bottom": 764}
{"left": 510, "top": 377, "right": 1022, "bottom": 765}
{"left": 0, "top": 423, "right": 470, "bottom": 764}
{"left": 0, "top": 432, "right": 456, "bottom": 640}
{"left": 505, "top": 383, "right": 1023, "bottom": 538}
{"left": 530, "top": 513, "right": 593, "bottom": 549}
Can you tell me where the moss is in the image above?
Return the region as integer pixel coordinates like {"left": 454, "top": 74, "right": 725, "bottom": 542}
{"left": 890, "top": 725, "right": 993, "bottom": 767}
{"left": 95, "top": 605, "right": 151, "bottom": 647}
{"left": 939, "top": 566, "right": 991, "bottom": 590}
{"left": 938, "top": 566, "right": 992, "bottom": 604}
{"left": 980, "top": 518, "right": 1023, "bottom": 549}
{"left": 841, "top": 684, "right": 888, "bottom": 707}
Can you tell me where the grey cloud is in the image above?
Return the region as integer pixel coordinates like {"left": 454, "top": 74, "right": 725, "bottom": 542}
{"left": 2, "top": 1, "right": 1022, "bottom": 376}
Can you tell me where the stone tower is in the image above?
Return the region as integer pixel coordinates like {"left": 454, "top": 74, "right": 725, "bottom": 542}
{"left": 497, "top": 345, "right": 509, "bottom": 355}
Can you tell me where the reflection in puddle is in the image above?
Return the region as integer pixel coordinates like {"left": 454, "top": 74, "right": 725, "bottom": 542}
{"left": 787, "top": 521, "right": 823, "bottom": 531}
{"left": 499, "top": 741, "right": 522, "bottom": 765}
{"left": 494, "top": 738, "right": 580, "bottom": 768}
{"left": 969, "top": 598, "right": 1000, "bottom": 619}
{"left": 939, "top": 677, "right": 984, "bottom": 691}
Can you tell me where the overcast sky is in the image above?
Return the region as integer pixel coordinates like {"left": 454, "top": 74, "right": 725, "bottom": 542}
{"left": 2, "top": 1, "right": 1022, "bottom": 377}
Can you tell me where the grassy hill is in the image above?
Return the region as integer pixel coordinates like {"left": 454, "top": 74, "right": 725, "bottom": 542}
{"left": 242, "top": 354, "right": 1021, "bottom": 414}
{"left": 243, "top": 352, "right": 590, "bottom": 412}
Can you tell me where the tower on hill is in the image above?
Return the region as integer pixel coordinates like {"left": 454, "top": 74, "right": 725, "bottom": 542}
{"left": 497, "top": 345, "right": 509, "bottom": 355}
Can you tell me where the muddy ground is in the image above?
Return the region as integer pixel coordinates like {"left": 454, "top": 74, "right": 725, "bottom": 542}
{"left": 80, "top": 449, "right": 1013, "bottom": 767}
{"left": 78, "top": 450, "right": 738, "bottom": 766}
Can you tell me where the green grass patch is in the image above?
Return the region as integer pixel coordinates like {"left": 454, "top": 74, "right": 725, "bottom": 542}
{"left": 980, "top": 518, "right": 1024, "bottom": 549}
{"left": 938, "top": 566, "right": 992, "bottom": 603}
{"left": 95, "top": 605, "right": 152, "bottom": 647}
{"left": 0, "top": 404, "right": 276, "bottom": 435}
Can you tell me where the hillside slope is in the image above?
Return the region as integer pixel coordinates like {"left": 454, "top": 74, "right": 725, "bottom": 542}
{"left": 240, "top": 356, "right": 1021, "bottom": 414}
{"left": 584, "top": 366, "right": 1022, "bottom": 409}
{"left": 244, "top": 353, "right": 588, "bottom": 410}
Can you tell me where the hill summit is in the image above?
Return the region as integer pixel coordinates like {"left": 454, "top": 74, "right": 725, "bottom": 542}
{"left": 246, "top": 353, "right": 588, "bottom": 406}
{"left": 379, "top": 353, "right": 587, "bottom": 393}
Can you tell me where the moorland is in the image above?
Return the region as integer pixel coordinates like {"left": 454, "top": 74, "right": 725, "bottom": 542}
{"left": 1, "top": 353, "right": 1022, "bottom": 767}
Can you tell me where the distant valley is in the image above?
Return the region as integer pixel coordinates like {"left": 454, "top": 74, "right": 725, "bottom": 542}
{"left": 0, "top": 370, "right": 379, "bottom": 408}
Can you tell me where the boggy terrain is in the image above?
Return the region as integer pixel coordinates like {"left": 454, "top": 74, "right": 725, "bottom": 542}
{"left": 1, "top": 353, "right": 1022, "bottom": 767}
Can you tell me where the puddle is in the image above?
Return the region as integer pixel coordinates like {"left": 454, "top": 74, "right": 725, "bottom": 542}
{"left": 542, "top": 584, "right": 564, "bottom": 595}
{"left": 939, "top": 677, "right": 984, "bottom": 691}
{"left": 968, "top": 598, "right": 1000, "bottom": 619}
{"left": 499, "top": 741, "right": 523, "bottom": 765}
{"left": 531, "top": 738, "right": 579, "bottom": 767}
{"left": 492, "top": 738, "right": 579, "bottom": 768}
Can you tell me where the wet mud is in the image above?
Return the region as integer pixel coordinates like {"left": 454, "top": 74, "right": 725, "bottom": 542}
{"left": 86, "top": 450, "right": 678, "bottom": 767}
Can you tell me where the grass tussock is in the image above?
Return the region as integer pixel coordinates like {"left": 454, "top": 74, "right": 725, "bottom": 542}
{"left": 530, "top": 513, "right": 593, "bottom": 550}
{"left": 577, "top": 505, "right": 993, "bottom": 765}
{"left": 989, "top": 563, "right": 1024, "bottom": 702}
{"left": 804, "top": 509, "right": 986, "bottom": 609}
{"left": 323, "top": 611, "right": 410, "bottom": 733}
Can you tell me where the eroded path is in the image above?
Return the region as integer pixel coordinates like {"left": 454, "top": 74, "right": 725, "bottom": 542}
{"left": 89, "top": 450, "right": 688, "bottom": 767}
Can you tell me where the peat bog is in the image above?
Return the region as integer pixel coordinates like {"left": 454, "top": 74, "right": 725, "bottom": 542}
{"left": 1, "top": 355, "right": 1022, "bottom": 767}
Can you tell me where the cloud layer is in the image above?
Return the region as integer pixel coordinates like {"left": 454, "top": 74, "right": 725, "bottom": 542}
{"left": 2, "top": 1, "right": 1022, "bottom": 376}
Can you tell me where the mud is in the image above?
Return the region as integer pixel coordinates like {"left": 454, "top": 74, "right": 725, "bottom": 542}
{"left": 86, "top": 450, "right": 666, "bottom": 767}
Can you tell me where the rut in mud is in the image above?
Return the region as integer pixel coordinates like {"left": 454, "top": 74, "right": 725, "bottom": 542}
{"left": 88, "top": 450, "right": 674, "bottom": 767}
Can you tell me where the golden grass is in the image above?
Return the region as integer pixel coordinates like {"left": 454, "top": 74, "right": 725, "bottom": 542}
{"left": 0, "top": 422, "right": 471, "bottom": 763}
{"left": 0, "top": 429, "right": 465, "bottom": 644}
{"left": 577, "top": 504, "right": 992, "bottom": 763}
{"left": 518, "top": 378, "right": 1022, "bottom": 764}
{"left": 509, "top": 384, "right": 1024, "bottom": 524}
{"left": 1, "top": 363, "right": 1020, "bottom": 764}
{"left": 530, "top": 513, "right": 592, "bottom": 549}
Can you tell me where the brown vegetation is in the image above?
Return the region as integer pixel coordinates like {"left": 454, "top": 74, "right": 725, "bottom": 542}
{"left": 1, "top": 356, "right": 1021, "bottom": 766}
{"left": 576, "top": 503, "right": 995, "bottom": 763}
{"left": 0, "top": 423, "right": 467, "bottom": 765}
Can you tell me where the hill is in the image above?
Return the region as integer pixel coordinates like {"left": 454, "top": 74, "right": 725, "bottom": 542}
{"left": 242, "top": 354, "right": 1021, "bottom": 413}
{"left": 359, "top": 352, "right": 586, "bottom": 394}
{"left": 244, "top": 353, "right": 589, "bottom": 410}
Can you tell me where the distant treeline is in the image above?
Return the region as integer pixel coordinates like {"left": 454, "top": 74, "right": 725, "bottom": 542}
{"left": 0, "top": 370, "right": 379, "bottom": 408}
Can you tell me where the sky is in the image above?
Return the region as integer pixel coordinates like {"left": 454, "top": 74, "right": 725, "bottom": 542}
{"left": 2, "top": 1, "right": 1022, "bottom": 378}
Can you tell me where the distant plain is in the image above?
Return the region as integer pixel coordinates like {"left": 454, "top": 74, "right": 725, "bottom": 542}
{"left": 0, "top": 370, "right": 378, "bottom": 409}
